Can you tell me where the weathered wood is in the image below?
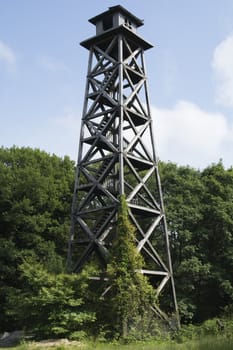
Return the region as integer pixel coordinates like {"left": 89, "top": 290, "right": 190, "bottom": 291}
{"left": 68, "top": 5, "right": 179, "bottom": 328}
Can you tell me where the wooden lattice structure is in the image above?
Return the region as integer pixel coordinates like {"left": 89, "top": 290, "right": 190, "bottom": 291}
{"left": 68, "top": 5, "right": 179, "bottom": 325}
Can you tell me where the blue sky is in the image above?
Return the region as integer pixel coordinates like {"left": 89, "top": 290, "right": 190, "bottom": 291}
{"left": 1, "top": 0, "right": 233, "bottom": 169}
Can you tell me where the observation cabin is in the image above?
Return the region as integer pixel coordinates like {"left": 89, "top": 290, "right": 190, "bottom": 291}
{"left": 90, "top": 5, "right": 143, "bottom": 35}
{"left": 80, "top": 5, "right": 152, "bottom": 51}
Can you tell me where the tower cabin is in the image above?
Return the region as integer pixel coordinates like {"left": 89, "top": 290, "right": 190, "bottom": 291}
{"left": 90, "top": 5, "right": 143, "bottom": 35}
{"left": 80, "top": 5, "right": 152, "bottom": 53}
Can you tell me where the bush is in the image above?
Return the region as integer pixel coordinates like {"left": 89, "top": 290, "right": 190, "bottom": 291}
{"left": 6, "top": 258, "right": 95, "bottom": 339}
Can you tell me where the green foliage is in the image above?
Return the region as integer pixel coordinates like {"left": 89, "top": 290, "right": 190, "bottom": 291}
{"left": 6, "top": 329, "right": 233, "bottom": 350}
{"left": 0, "top": 146, "right": 75, "bottom": 331}
{"left": 159, "top": 161, "right": 233, "bottom": 323}
{"left": 197, "top": 163, "right": 233, "bottom": 320}
{"left": 0, "top": 146, "right": 233, "bottom": 339}
{"left": 6, "top": 257, "right": 95, "bottom": 339}
{"left": 175, "top": 316, "right": 233, "bottom": 344}
{"left": 98, "top": 195, "right": 159, "bottom": 340}
{"left": 195, "top": 337, "right": 233, "bottom": 350}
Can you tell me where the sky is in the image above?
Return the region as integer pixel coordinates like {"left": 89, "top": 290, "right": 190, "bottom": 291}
{"left": 1, "top": 0, "right": 233, "bottom": 169}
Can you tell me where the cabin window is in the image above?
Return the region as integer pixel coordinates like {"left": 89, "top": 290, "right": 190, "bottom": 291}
{"left": 103, "top": 15, "right": 113, "bottom": 31}
{"left": 124, "top": 18, "right": 132, "bottom": 29}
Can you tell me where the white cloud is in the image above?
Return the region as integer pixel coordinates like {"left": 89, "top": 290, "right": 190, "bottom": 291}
{"left": 212, "top": 34, "right": 233, "bottom": 107}
{"left": 152, "top": 100, "right": 233, "bottom": 169}
{"left": 52, "top": 102, "right": 233, "bottom": 168}
{"left": 37, "top": 55, "right": 70, "bottom": 73}
{"left": 0, "top": 40, "right": 16, "bottom": 66}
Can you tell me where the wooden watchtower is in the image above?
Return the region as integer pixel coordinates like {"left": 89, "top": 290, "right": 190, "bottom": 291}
{"left": 68, "top": 5, "right": 179, "bottom": 324}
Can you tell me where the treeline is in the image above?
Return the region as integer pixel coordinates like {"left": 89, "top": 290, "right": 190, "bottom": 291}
{"left": 0, "top": 147, "right": 233, "bottom": 339}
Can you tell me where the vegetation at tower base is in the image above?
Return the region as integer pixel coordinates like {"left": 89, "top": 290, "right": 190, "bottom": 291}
{"left": 96, "top": 194, "right": 160, "bottom": 340}
{"left": 6, "top": 258, "right": 96, "bottom": 339}
{"left": 0, "top": 147, "right": 233, "bottom": 342}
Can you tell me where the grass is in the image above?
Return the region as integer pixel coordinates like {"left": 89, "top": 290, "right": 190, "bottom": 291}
{"left": 4, "top": 336, "right": 233, "bottom": 350}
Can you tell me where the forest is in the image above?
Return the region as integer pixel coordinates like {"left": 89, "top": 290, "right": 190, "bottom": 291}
{"left": 0, "top": 146, "right": 233, "bottom": 345}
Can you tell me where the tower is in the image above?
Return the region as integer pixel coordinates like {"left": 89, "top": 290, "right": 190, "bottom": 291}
{"left": 68, "top": 5, "right": 179, "bottom": 325}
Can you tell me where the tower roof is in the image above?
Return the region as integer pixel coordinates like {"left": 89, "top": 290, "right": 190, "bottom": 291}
{"left": 80, "top": 25, "right": 153, "bottom": 50}
{"left": 89, "top": 5, "right": 144, "bottom": 28}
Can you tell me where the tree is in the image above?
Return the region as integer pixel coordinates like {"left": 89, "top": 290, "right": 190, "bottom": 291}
{"left": 0, "top": 147, "right": 74, "bottom": 331}
{"left": 98, "top": 195, "right": 159, "bottom": 340}
{"left": 196, "top": 162, "right": 233, "bottom": 320}
{"left": 159, "top": 162, "right": 206, "bottom": 322}
{"left": 159, "top": 161, "right": 233, "bottom": 323}
{"left": 1, "top": 146, "right": 233, "bottom": 334}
